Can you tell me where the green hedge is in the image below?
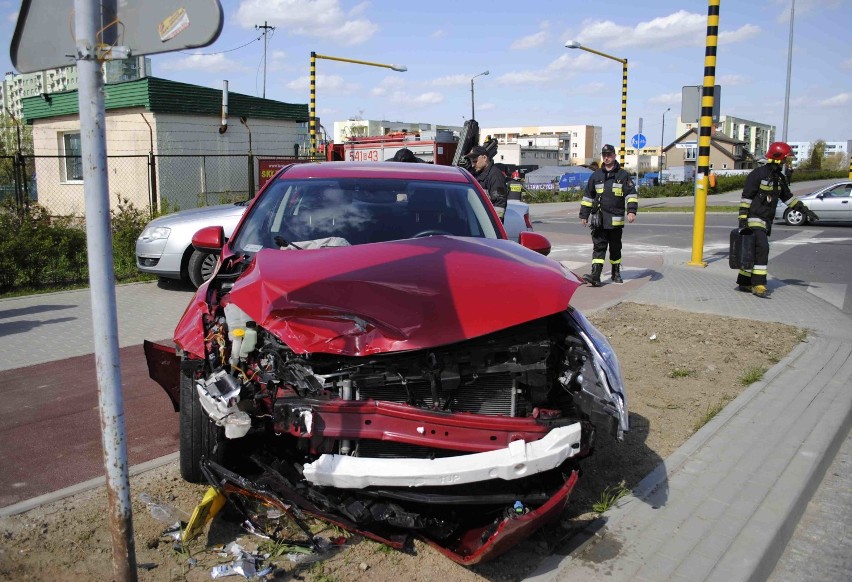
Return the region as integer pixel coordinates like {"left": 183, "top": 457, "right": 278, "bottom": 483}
{"left": 0, "top": 196, "right": 152, "bottom": 296}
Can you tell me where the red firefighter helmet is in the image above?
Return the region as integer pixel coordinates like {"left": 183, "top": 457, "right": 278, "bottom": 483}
{"left": 766, "top": 141, "right": 793, "bottom": 161}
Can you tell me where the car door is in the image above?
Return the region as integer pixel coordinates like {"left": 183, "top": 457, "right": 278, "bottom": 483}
{"left": 813, "top": 183, "right": 852, "bottom": 221}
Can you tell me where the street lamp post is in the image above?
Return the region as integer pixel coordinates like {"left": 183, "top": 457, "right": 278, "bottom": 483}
{"left": 470, "top": 70, "right": 489, "bottom": 121}
{"left": 564, "top": 40, "right": 628, "bottom": 163}
{"left": 659, "top": 107, "right": 671, "bottom": 182}
{"left": 310, "top": 52, "right": 407, "bottom": 158}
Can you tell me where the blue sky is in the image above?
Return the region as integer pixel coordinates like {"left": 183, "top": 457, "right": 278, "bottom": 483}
{"left": 3, "top": 0, "right": 851, "bottom": 148}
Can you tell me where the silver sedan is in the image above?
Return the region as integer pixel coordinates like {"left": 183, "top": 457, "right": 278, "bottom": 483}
{"left": 775, "top": 181, "right": 852, "bottom": 226}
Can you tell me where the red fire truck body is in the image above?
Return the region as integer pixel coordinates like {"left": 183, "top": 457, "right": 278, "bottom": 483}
{"left": 341, "top": 131, "right": 458, "bottom": 165}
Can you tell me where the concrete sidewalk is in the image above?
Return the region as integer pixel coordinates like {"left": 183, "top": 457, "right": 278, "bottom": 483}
{"left": 526, "top": 247, "right": 852, "bottom": 582}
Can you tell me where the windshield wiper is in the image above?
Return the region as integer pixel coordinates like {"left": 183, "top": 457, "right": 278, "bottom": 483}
{"left": 274, "top": 235, "right": 303, "bottom": 250}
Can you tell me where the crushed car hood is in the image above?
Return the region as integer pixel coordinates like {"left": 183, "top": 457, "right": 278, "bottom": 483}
{"left": 175, "top": 236, "right": 580, "bottom": 357}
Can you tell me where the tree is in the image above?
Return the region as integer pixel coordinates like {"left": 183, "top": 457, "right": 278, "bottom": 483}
{"left": 822, "top": 152, "right": 847, "bottom": 172}
{"left": 803, "top": 139, "right": 826, "bottom": 170}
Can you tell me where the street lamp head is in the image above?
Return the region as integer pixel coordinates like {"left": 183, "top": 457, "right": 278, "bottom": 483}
{"left": 482, "top": 70, "right": 489, "bottom": 76}
{"left": 390, "top": 64, "right": 407, "bottom": 72}
{"left": 564, "top": 40, "right": 581, "bottom": 49}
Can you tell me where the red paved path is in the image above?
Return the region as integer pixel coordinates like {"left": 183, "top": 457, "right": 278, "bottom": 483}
{"left": 0, "top": 342, "right": 179, "bottom": 508}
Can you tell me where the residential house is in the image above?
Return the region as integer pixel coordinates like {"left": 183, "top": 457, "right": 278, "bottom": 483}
{"left": 663, "top": 128, "right": 754, "bottom": 173}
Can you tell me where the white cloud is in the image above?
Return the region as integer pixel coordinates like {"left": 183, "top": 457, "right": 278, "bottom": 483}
{"left": 7, "top": 10, "right": 18, "bottom": 24}
{"left": 818, "top": 93, "right": 851, "bottom": 107}
{"left": 495, "top": 70, "right": 554, "bottom": 86}
{"left": 390, "top": 91, "right": 444, "bottom": 107}
{"left": 841, "top": 57, "right": 852, "bottom": 70}
{"left": 576, "top": 11, "right": 759, "bottom": 50}
{"left": 431, "top": 29, "right": 446, "bottom": 38}
{"left": 718, "top": 24, "right": 760, "bottom": 44}
{"left": 717, "top": 74, "right": 749, "bottom": 86}
{"left": 648, "top": 92, "right": 681, "bottom": 106}
{"left": 235, "top": 0, "right": 378, "bottom": 45}
{"left": 161, "top": 54, "right": 247, "bottom": 73}
{"left": 430, "top": 74, "right": 470, "bottom": 87}
{"left": 511, "top": 30, "right": 549, "bottom": 50}
{"left": 286, "top": 73, "right": 348, "bottom": 91}
{"left": 572, "top": 82, "right": 606, "bottom": 95}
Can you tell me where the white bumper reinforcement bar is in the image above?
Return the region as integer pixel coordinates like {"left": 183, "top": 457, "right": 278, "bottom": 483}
{"left": 302, "top": 423, "right": 582, "bottom": 489}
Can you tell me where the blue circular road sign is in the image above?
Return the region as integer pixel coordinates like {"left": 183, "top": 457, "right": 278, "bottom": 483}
{"left": 631, "top": 133, "right": 647, "bottom": 149}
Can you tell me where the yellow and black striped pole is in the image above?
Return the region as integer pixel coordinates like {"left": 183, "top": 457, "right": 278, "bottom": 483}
{"left": 619, "top": 59, "right": 628, "bottom": 164}
{"left": 309, "top": 51, "right": 317, "bottom": 159}
{"left": 688, "top": 0, "right": 720, "bottom": 267}
{"left": 309, "top": 52, "right": 406, "bottom": 160}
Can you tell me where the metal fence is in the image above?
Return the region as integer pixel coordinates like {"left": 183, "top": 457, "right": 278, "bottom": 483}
{"left": 0, "top": 152, "right": 319, "bottom": 217}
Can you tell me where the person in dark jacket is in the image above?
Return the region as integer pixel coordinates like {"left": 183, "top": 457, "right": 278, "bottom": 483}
{"left": 735, "top": 141, "right": 818, "bottom": 298}
{"left": 464, "top": 145, "right": 508, "bottom": 219}
{"left": 579, "top": 144, "right": 638, "bottom": 287}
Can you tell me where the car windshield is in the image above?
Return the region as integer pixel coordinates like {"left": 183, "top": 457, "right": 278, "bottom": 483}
{"left": 230, "top": 177, "right": 501, "bottom": 252}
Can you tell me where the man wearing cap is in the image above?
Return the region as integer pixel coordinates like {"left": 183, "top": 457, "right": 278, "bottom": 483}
{"left": 464, "top": 145, "right": 508, "bottom": 219}
{"left": 579, "top": 144, "right": 638, "bottom": 287}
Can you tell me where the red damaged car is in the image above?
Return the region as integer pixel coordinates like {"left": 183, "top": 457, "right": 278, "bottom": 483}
{"left": 146, "top": 161, "right": 628, "bottom": 564}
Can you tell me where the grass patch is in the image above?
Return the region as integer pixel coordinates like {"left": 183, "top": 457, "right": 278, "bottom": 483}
{"left": 739, "top": 366, "right": 767, "bottom": 386}
{"left": 641, "top": 206, "right": 740, "bottom": 213}
{"left": 694, "top": 396, "right": 733, "bottom": 431}
{"left": 669, "top": 366, "right": 694, "bottom": 378}
{"left": 592, "top": 481, "right": 630, "bottom": 514}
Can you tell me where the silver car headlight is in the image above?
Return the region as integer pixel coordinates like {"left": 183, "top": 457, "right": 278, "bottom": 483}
{"left": 139, "top": 226, "right": 171, "bottom": 242}
{"left": 568, "top": 307, "right": 629, "bottom": 434}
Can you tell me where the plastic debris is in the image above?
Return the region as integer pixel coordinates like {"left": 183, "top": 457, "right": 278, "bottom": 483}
{"left": 210, "top": 555, "right": 257, "bottom": 579}
{"left": 140, "top": 492, "right": 189, "bottom": 524}
{"left": 649, "top": 334, "right": 657, "bottom": 341}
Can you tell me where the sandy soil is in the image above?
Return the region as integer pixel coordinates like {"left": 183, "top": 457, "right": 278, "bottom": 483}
{"left": 0, "top": 302, "right": 805, "bottom": 582}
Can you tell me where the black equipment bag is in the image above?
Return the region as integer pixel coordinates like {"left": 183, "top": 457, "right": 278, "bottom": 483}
{"left": 729, "top": 227, "right": 755, "bottom": 270}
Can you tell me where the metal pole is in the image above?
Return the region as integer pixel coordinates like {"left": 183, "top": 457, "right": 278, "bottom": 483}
{"left": 688, "top": 0, "right": 719, "bottom": 268}
{"left": 619, "top": 60, "right": 628, "bottom": 164}
{"left": 263, "top": 21, "right": 268, "bottom": 98}
{"left": 470, "top": 77, "right": 475, "bottom": 121}
{"left": 782, "top": 0, "right": 795, "bottom": 142}
{"left": 659, "top": 107, "right": 670, "bottom": 181}
{"left": 74, "top": 0, "right": 137, "bottom": 579}
{"left": 309, "top": 52, "right": 316, "bottom": 158}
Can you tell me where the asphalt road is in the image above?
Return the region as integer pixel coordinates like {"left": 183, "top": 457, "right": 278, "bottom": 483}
{"left": 534, "top": 210, "right": 852, "bottom": 316}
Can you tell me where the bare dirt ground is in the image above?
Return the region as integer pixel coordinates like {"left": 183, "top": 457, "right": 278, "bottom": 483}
{"left": 0, "top": 302, "right": 805, "bottom": 582}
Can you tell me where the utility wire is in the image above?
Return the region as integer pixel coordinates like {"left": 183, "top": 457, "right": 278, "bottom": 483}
{"left": 178, "top": 34, "right": 264, "bottom": 56}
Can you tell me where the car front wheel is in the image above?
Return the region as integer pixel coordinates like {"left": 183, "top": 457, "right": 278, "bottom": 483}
{"left": 187, "top": 249, "right": 218, "bottom": 288}
{"left": 179, "top": 365, "right": 225, "bottom": 483}
{"left": 784, "top": 207, "right": 806, "bottom": 226}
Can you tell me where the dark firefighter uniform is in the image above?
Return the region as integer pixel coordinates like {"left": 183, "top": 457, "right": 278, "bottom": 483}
{"left": 736, "top": 161, "right": 812, "bottom": 292}
{"left": 579, "top": 160, "right": 639, "bottom": 283}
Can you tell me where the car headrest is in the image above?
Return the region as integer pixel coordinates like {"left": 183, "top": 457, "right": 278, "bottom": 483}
{"left": 407, "top": 187, "right": 447, "bottom": 213}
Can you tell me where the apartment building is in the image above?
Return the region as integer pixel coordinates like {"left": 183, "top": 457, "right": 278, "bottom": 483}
{"left": 787, "top": 141, "right": 850, "bottom": 166}
{"left": 1, "top": 56, "right": 151, "bottom": 120}
{"left": 480, "top": 124, "right": 601, "bottom": 166}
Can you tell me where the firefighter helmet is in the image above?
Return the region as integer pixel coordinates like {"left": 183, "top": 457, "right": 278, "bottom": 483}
{"left": 766, "top": 142, "right": 793, "bottom": 161}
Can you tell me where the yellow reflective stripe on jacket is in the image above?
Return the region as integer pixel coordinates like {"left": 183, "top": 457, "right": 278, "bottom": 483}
{"left": 626, "top": 195, "right": 638, "bottom": 204}
{"left": 747, "top": 217, "right": 767, "bottom": 230}
{"left": 612, "top": 183, "right": 624, "bottom": 196}
{"left": 612, "top": 218, "right": 625, "bottom": 226}
{"left": 581, "top": 199, "right": 594, "bottom": 208}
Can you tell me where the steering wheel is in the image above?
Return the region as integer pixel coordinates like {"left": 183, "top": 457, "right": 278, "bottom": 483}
{"left": 411, "top": 229, "right": 453, "bottom": 238}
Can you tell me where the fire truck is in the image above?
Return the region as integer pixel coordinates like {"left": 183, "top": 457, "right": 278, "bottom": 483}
{"left": 339, "top": 129, "right": 458, "bottom": 165}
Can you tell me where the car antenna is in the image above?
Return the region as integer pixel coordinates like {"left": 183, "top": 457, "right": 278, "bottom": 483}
{"left": 274, "top": 235, "right": 302, "bottom": 250}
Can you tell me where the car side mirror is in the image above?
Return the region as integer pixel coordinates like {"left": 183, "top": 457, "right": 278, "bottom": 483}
{"left": 816, "top": 194, "right": 824, "bottom": 199}
{"left": 519, "top": 231, "right": 551, "bottom": 256}
{"left": 192, "top": 226, "right": 225, "bottom": 253}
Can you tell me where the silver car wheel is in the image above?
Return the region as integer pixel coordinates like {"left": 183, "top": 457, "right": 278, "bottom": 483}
{"left": 784, "top": 207, "right": 806, "bottom": 226}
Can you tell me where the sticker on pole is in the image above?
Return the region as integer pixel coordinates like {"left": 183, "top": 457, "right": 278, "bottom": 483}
{"left": 10, "top": 0, "right": 224, "bottom": 73}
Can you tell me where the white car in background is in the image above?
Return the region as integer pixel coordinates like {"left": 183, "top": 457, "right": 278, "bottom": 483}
{"left": 774, "top": 181, "right": 852, "bottom": 226}
{"left": 137, "top": 193, "right": 532, "bottom": 288}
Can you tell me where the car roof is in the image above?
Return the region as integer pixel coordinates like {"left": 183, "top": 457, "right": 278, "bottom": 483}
{"left": 276, "top": 161, "right": 473, "bottom": 183}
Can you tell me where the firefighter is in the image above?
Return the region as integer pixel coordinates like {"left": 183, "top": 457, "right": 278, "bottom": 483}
{"left": 579, "top": 144, "right": 638, "bottom": 287}
{"left": 464, "top": 145, "right": 508, "bottom": 220}
{"left": 736, "top": 141, "right": 818, "bottom": 298}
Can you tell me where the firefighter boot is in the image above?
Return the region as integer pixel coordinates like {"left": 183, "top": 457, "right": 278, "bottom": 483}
{"left": 752, "top": 285, "right": 768, "bottom": 298}
{"left": 582, "top": 264, "right": 603, "bottom": 287}
{"left": 611, "top": 264, "right": 623, "bottom": 284}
